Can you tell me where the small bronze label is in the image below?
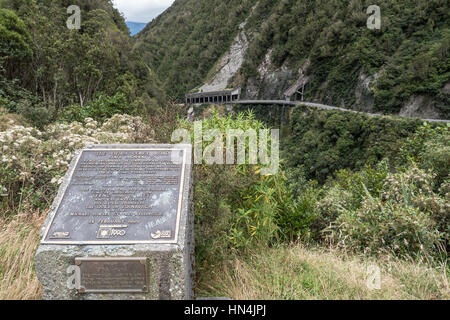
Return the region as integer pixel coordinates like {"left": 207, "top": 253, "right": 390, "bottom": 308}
{"left": 75, "top": 257, "right": 148, "bottom": 293}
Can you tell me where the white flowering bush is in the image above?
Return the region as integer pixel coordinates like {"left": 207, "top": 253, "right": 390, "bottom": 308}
{"left": 0, "top": 114, "right": 154, "bottom": 214}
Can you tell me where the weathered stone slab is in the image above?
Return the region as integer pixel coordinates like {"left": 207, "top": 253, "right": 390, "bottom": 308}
{"left": 35, "top": 144, "right": 194, "bottom": 300}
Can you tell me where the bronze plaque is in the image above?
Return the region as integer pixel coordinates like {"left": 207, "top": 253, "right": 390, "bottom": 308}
{"left": 75, "top": 257, "right": 148, "bottom": 293}
{"left": 41, "top": 148, "right": 187, "bottom": 244}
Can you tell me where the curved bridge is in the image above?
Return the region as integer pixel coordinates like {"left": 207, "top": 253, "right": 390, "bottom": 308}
{"left": 185, "top": 92, "right": 449, "bottom": 123}
{"left": 231, "top": 100, "right": 449, "bottom": 124}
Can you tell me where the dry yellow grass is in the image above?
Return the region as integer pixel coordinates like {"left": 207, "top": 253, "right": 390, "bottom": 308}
{"left": 198, "top": 244, "right": 449, "bottom": 300}
{"left": 0, "top": 213, "right": 43, "bottom": 300}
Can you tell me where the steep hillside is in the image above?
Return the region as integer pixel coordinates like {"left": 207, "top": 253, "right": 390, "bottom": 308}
{"left": 135, "top": 0, "right": 258, "bottom": 100}
{"left": 137, "top": 0, "right": 450, "bottom": 118}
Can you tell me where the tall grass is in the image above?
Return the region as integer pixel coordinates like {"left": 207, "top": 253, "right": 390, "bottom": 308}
{"left": 197, "top": 244, "right": 449, "bottom": 300}
{"left": 0, "top": 213, "right": 42, "bottom": 300}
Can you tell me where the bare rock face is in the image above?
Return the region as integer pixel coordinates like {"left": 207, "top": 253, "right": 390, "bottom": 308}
{"left": 442, "top": 82, "right": 450, "bottom": 95}
{"left": 244, "top": 77, "right": 260, "bottom": 100}
{"left": 244, "top": 49, "right": 296, "bottom": 100}
{"left": 198, "top": 20, "right": 249, "bottom": 92}
{"left": 355, "top": 71, "right": 378, "bottom": 112}
{"left": 399, "top": 95, "right": 442, "bottom": 119}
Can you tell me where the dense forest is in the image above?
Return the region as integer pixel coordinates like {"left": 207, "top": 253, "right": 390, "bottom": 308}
{"left": 0, "top": 0, "right": 165, "bottom": 128}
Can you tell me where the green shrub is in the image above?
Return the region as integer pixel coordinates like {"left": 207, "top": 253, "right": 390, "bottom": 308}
{"left": 15, "top": 99, "right": 53, "bottom": 129}
{"left": 61, "top": 93, "right": 135, "bottom": 123}
{"left": 398, "top": 122, "right": 450, "bottom": 186}
{"left": 322, "top": 165, "right": 448, "bottom": 258}
{"left": 186, "top": 111, "right": 314, "bottom": 274}
{"left": 229, "top": 171, "right": 316, "bottom": 246}
{"left": 327, "top": 200, "right": 441, "bottom": 257}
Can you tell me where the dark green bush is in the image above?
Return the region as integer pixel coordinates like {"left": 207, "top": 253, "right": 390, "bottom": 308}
{"left": 284, "top": 106, "right": 422, "bottom": 184}
{"left": 398, "top": 122, "right": 450, "bottom": 186}
{"left": 61, "top": 93, "right": 135, "bottom": 123}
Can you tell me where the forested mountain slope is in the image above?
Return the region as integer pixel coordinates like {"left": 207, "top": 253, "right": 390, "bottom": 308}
{"left": 0, "top": 0, "right": 165, "bottom": 127}
{"left": 135, "top": 0, "right": 258, "bottom": 100}
{"left": 136, "top": 0, "right": 450, "bottom": 119}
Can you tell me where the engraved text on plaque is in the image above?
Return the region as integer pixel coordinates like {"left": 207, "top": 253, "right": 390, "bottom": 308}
{"left": 42, "top": 148, "right": 186, "bottom": 244}
{"left": 75, "top": 257, "right": 148, "bottom": 293}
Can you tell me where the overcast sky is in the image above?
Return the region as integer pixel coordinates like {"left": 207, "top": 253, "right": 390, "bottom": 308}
{"left": 113, "top": 0, "right": 175, "bottom": 23}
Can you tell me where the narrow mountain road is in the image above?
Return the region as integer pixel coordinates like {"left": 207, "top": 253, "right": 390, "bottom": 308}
{"left": 232, "top": 100, "right": 450, "bottom": 123}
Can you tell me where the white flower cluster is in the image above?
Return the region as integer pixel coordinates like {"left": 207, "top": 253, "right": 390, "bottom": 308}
{"left": 381, "top": 166, "right": 435, "bottom": 203}
{"left": 1, "top": 114, "right": 154, "bottom": 190}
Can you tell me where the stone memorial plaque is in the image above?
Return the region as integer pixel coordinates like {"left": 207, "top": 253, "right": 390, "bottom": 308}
{"left": 75, "top": 257, "right": 148, "bottom": 293}
{"left": 36, "top": 144, "right": 194, "bottom": 300}
{"left": 41, "top": 148, "right": 187, "bottom": 244}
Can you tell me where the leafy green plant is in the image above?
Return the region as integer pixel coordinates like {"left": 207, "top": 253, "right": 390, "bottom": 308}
{"left": 61, "top": 93, "right": 134, "bottom": 123}
{"left": 321, "top": 164, "right": 448, "bottom": 258}
{"left": 398, "top": 122, "right": 450, "bottom": 186}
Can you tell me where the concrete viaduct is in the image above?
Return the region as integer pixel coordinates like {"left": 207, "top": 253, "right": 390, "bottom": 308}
{"left": 185, "top": 90, "right": 449, "bottom": 124}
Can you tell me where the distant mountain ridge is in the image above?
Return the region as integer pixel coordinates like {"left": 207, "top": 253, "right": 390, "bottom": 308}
{"left": 126, "top": 21, "right": 147, "bottom": 36}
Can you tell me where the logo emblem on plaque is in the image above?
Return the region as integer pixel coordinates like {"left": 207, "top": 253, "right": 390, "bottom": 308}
{"left": 97, "top": 227, "right": 111, "bottom": 239}
{"left": 50, "top": 231, "right": 70, "bottom": 239}
{"left": 150, "top": 230, "right": 172, "bottom": 239}
{"left": 96, "top": 226, "right": 127, "bottom": 239}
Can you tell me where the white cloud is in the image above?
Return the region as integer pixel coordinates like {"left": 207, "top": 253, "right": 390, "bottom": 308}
{"left": 113, "top": 0, "right": 175, "bottom": 23}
